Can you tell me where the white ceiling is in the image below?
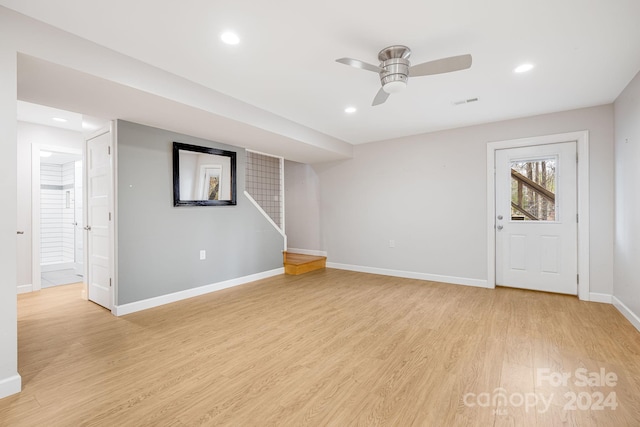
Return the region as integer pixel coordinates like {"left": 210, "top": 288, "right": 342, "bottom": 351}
{"left": 3, "top": 0, "right": 640, "bottom": 147}
{"left": 39, "top": 149, "right": 82, "bottom": 166}
{"left": 17, "top": 101, "right": 106, "bottom": 134}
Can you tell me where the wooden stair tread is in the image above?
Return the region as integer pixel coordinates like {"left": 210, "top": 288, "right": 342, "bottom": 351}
{"left": 283, "top": 252, "right": 326, "bottom": 275}
{"left": 284, "top": 253, "right": 326, "bottom": 265}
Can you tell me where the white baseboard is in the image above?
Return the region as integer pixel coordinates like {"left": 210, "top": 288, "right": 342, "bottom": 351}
{"left": 113, "top": 268, "right": 284, "bottom": 316}
{"left": 17, "top": 284, "right": 33, "bottom": 294}
{"left": 613, "top": 296, "right": 640, "bottom": 333}
{"left": 589, "top": 293, "right": 612, "bottom": 304}
{"left": 287, "top": 248, "right": 328, "bottom": 257}
{"left": 326, "top": 262, "right": 489, "bottom": 288}
{"left": 0, "top": 374, "right": 21, "bottom": 399}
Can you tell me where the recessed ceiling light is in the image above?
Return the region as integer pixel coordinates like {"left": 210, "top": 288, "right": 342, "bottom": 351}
{"left": 40, "top": 151, "right": 52, "bottom": 158}
{"left": 221, "top": 31, "right": 240, "bottom": 45}
{"left": 52, "top": 117, "right": 68, "bottom": 122}
{"left": 514, "top": 63, "right": 534, "bottom": 73}
{"left": 344, "top": 106, "right": 357, "bottom": 114}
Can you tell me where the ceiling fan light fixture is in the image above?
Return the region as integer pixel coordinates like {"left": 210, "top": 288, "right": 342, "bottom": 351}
{"left": 336, "top": 45, "right": 472, "bottom": 106}
{"left": 382, "top": 80, "right": 407, "bottom": 94}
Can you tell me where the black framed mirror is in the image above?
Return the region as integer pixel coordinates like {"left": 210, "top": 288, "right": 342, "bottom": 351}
{"left": 173, "top": 142, "right": 237, "bottom": 206}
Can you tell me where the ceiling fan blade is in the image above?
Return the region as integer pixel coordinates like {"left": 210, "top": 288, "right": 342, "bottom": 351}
{"left": 372, "top": 88, "right": 390, "bottom": 106}
{"left": 336, "top": 57, "right": 384, "bottom": 73}
{"left": 409, "top": 54, "right": 472, "bottom": 77}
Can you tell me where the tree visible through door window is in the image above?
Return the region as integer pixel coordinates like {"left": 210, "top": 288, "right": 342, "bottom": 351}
{"left": 510, "top": 158, "right": 556, "bottom": 221}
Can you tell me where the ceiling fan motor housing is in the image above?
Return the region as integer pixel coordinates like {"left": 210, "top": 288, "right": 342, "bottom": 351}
{"left": 378, "top": 45, "right": 411, "bottom": 93}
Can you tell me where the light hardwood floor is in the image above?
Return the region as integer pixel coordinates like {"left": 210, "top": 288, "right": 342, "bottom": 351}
{"left": 2, "top": 269, "right": 640, "bottom": 426}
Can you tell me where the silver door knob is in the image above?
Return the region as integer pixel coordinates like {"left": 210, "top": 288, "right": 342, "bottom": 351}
{"left": 497, "top": 225, "right": 504, "bottom": 230}
{"left": 84, "top": 226, "right": 92, "bottom": 231}
{"left": 497, "top": 215, "right": 503, "bottom": 220}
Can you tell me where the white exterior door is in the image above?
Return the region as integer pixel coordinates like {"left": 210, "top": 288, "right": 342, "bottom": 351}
{"left": 495, "top": 141, "right": 577, "bottom": 294}
{"left": 86, "top": 129, "right": 113, "bottom": 310}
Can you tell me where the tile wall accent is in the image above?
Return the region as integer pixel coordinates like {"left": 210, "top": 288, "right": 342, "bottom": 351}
{"left": 41, "top": 162, "right": 76, "bottom": 265}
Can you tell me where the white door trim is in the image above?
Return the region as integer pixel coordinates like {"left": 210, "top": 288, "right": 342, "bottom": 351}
{"left": 487, "top": 131, "right": 590, "bottom": 300}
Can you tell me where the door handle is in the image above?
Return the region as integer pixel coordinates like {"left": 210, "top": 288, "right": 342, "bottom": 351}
{"left": 496, "top": 225, "right": 504, "bottom": 230}
{"left": 17, "top": 231, "right": 24, "bottom": 235}
{"left": 84, "top": 226, "right": 92, "bottom": 231}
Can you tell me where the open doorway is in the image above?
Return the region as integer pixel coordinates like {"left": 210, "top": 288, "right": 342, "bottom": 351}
{"left": 39, "top": 149, "right": 83, "bottom": 288}
{"left": 16, "top": 101, "right": 107, "bottom": 295}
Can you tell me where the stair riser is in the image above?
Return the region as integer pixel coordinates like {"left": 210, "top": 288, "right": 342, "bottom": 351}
{"left": 284, "top": 259, "right": 326, "bottom": 275}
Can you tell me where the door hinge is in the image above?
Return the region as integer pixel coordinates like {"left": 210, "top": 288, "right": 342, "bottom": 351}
{"left": 109, "top": 212, "right": 112, "bottom": 221}
{"left": 577, "top": 274, "right": 579, "bottom": 284}
{"left": 108, "top": 146, "right": 111, "bottom": 155}
{"left": 109, "top": 278, "right": 112, "bottom": 287}
{"left": 576, "top": 152, "right": 578, "bottom": 163}
{"left": 576, "top": 213, "right": 579, "bottom": 223}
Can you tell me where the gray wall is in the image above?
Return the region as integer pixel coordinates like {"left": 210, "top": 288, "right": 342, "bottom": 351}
{"left": 302, "top": 105, "right": 614, "bottom": 294}
{"left": 116, "top": 120, "right": 284, "bottom": 305}
{"left": 614, "top": 70, "right": 640, "bottom": 319}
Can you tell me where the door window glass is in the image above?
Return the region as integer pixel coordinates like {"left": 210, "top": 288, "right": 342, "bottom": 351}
{"left": 510, "top": 158, "right": 556, "bottom": 221}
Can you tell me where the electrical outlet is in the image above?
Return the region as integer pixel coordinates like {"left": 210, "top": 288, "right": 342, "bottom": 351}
{"left": 199, "top": 250, "right": 206, "bottom": 260}
{"left": 389, "top": 240, "right": 395, "bottom": 248}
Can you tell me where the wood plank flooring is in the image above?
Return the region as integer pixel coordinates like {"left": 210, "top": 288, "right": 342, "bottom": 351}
{"left": 2, "top": 269, "right": 640, "bottom": 426}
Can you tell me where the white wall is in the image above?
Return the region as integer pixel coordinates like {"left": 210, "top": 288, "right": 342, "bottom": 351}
{"left": 284, "top": 160, "right": 322, "bottom": 252}
{"left": 16, "top": 122, "right": 84, "bottom": 287}
{"left": 314, "top": 105, "right": 614, "bottom": 294}
{"left": 0, "top": 39, "right": 20, "bottom": 399}
{"left": 613, "top": 70, "right": 640, "bottom": 328}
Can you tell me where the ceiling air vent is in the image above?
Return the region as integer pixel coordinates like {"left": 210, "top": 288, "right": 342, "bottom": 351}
{"left": 453, "top": 97, "right": 478, "bottom": 106}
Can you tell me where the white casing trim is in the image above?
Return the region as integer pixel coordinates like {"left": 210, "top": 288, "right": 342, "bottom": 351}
{"left": 326, "top": 262, "right": 488, "bottom": 288}
{"left": 113, "top": 267, "right": 284, "bottom": 316}
{"left": 0, "top": 374, "right": 22, "bottom": 399}
{"left": 613, "top": 296, "right": 640, "bottom": 333}
{"left": 287, "top": 248, "right": 328, "bottom": 257}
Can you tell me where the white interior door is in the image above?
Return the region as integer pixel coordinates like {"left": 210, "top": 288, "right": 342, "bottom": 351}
{"left": 86, "top": 129, "right": 113, "bottom": 309}
{"left": 495, "top": 141, "right": 577, "bottom": 294}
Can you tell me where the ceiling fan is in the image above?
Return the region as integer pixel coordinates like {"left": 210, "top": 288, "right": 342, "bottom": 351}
{"left": 336, "top": 45, "right": 472, "bottom": 106}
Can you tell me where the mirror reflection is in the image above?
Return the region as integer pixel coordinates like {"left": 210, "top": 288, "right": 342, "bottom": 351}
{"left": 173, "top": 142, "right": 236, "bottom": 206}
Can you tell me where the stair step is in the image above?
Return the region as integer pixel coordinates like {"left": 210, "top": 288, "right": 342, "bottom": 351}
{"left": 283, "top": 252, "right": 326, "bottom": 275}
